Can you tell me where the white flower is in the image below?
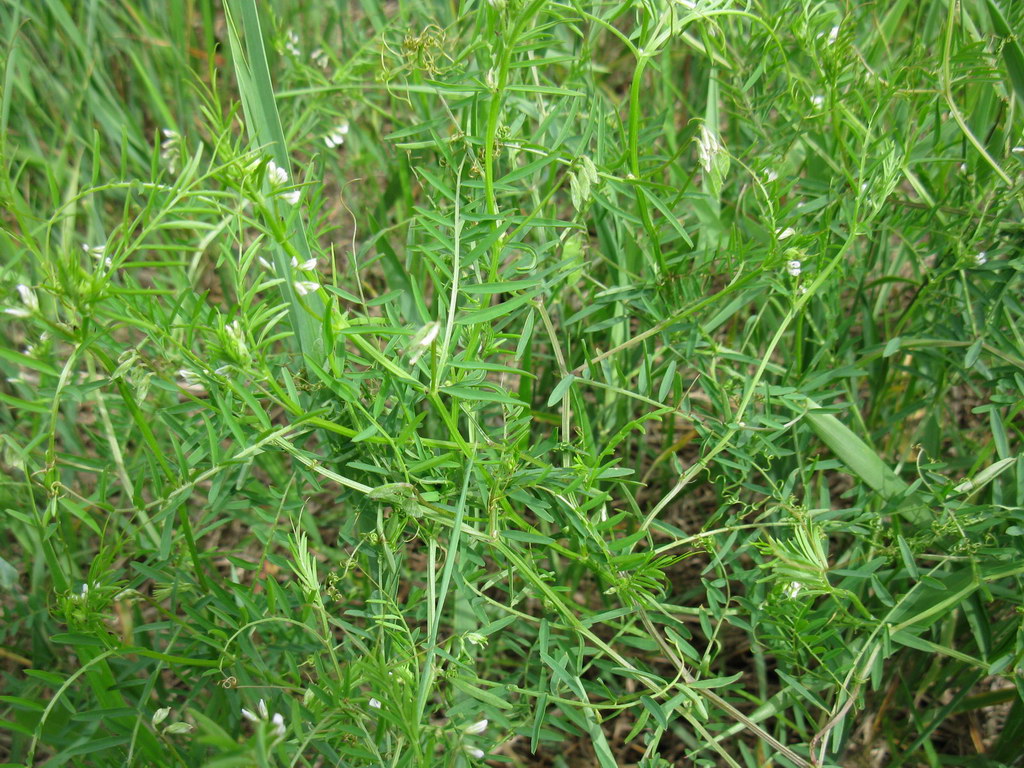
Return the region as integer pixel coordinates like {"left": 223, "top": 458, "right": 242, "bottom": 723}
{"left": 464, "top": 746, "right": 486, "bottom": 759}
{"left": 160, "top": 129, "right": 180, "bottom": 174}
{"left": 765, "top": 169, "right": 778, "bottom": 183}
{"left": 810, "top": 94, "right": 824, "bottom": 108}
{"left": 696, "top": 123, "right": 723, "bottom": 174}
{"left": 368, "top": 697, "right": 382, "bottom": 710}
{"left": 152, "top": 708, "right": 171, "bottom": 727}
{"left": 827, "top": 25, "right": 839, "bottom": 45}
{"left": 464, "top": 719, "right": 488, "bottom": 735}
{"left": 241, "top": 699, "right": 288, "bottom": 740}
{"left": 293, "top": 280, "right": 320, "bottom": 297}
{"left": 177, "top": 369, "right": 201, "bottom": 388}
{"left": 266, "top": 160, "right": 289, "bottom": 187}
{"left": 1013, "top": 146, "right": 1024, "bottom": 155}
{"left": 291, "top": 256, "right": 317, "bottom": 271}
{"left": 16, "top": 284, "right": 38, "bottom": 313}
{"left": 419, "top": 323, "right": 440, "bottom": 347}
{"left": 465, "top": 632, "right": 487, "bottom": 646}
{"left": 324, "top": 122, "right": 350, "bottom": 149}
{"left": 311, "top": 48, "right": 329, "bottom": 69}
{"left": 783, "top": 581, "right": 802, "bottom": 599}
{"left": 271, "top": 712, "right": 286, "bottom": 737}
{"left": 786, "top": 260, "right": 802, "bottom": 277}
{"left": 257, "top": 256, "right": 273, "bottom": 270}
{"left": 3, "top": 307, "right": 31, "bottom": 318}
{"left": 83, "top": 242, "right": 112, "bottom": 267}
{"left": 408, "top": 321, "right": 441, "bottom": 364}
{"left": 285, "top": 29, "right": 300, "bottom": 57}
{"left": 225, "top": 320, "right": 249, "bottom": 360}
{"left": 974, "top": 251, "right": 987, "bottom": 266}
{"left": 69, "top": 582, "right": 98, "bottom": 600}
{"left": 776, "top": 227, "right": 795, "bottom": 241}
{"left": 281, "top": 189, "right": 300, "bottom": 205}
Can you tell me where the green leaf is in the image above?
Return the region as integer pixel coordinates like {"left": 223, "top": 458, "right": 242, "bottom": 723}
{"left": 804, "top": 403, "right": 928, "bottom": 523}
{"left": 448, "top": 677, "right": 514, "bottom": 710}
{"left": 954, "top": 457, "right": 1016, "bottom": 494}
{"left": 640, "top": 695, "right": 669, "bottom": 729}
{"left": 547, "top": 374, "right": 575, "bottom": 407}
{"left": 455, "top": 287, "right": 545, "bottom": 325}
{"left": 986, "top": 0, "right": 1024, "bottom": 105}
{"left": 501, "top": 530, "right": 556, "bottom": 546}
{"left": 0, "top": 556, "right": 18, "bottom": 590}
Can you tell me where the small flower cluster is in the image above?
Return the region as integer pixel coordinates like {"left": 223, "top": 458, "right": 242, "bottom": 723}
{"left": 241, "top": 698, "right": 287, "bottom": 739}
{"left": 176, "top": 365, "right": 236, "bottom": 394}
{"left": 177, "top": 368, "right": 203, "bottom": 389}
{"left": 70, "top": 581, "right": 100, "bottom": 600}
{"left": 323, "top": 122, "right": 350, "bottom": 149}
{"left": 224, "top": 319, "right": 249, "bottom": 364}
{"left": 161, "top": 129, "right": 181, "bottom": 175}
{"left": 311, "top": 48, "right": 329, "bottom": 70}
{"left": 462, "top": 718, "right": 489, "bottom": 760}
{"left": 974, "top": 251, "right": 987, "bottom": 266}
{"left": 365, "top": 695, "right": 490, "bottom": 760}
{"left": 696, "top": 124, "right": 723, "bottom": 174}
{"left": 265, "top": 160, "right": 300, "bottom": 204}
{"left": 257, "top": 255, "right": 317, "bottom": 272}
{"left": 84, "top": 242, "right": 112, "bottom": 268}
{"left": 254, "top": 252, "right": 321, "bottom": 297}
{"left": 266, "top": 160, "right": 288, "bottom": 187}
{"left": 284, "top": 30, "right": 300, "bottom": 58}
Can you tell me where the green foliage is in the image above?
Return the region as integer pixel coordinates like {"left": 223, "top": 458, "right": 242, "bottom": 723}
{"left": 1, "top": 0, "right": 1023, "bottom": 766}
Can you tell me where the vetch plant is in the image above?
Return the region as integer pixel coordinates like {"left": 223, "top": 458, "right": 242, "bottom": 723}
{"left": 2, "top": 1, "right": 1022, "bottom": 766}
